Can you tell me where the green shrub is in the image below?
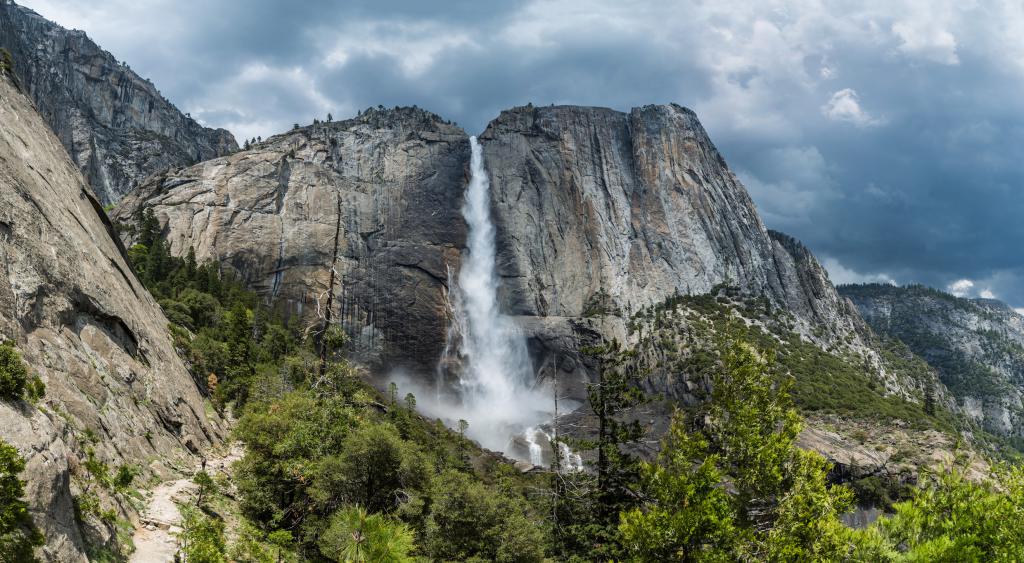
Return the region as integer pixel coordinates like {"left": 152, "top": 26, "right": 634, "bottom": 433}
{"left": 158, "top": 298, "right": 194, "bottom": 329}
{"left": 318, "top": 506, "right": 415, "bottom": 563}
{"left": 179, "top": 506, "right": 226, "bottom": 563}
{"left": 112, "top": 464, "right": 138, "bottom": 492}
{"left": 0, "top": 48, "right": 12, "bottom": 76}
{"left": 308, "top": 421, "right": 431, "bottom": 514}
{"left": 24, "top": 375, "right": 45, "bottom": 404}
{"left": 0, "top": 439, "right": 44, "bottom": 559}
{"left": 0, "top": 344, "right": 30, "bottom": 401}
{"left": 425, "top": 470, "right": 545, "bottom": 563}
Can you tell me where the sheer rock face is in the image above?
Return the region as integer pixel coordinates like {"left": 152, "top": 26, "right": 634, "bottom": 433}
{"left": 115, "top": 109, "right": 469, "bottom": 372}
{"left": 842, "top": 284, "right": 1024, "bottom": 436}
{"left": 480, "top": 105, "right": 884, "bottom": 396}
{"left": 0, "top": 0, "right": 237, "bottom": 204}
{"left": 0, "top": 75, "right": 221, "bottom": 561}
{"left": 480, "top": 105, "right": 857, "bottom": 330}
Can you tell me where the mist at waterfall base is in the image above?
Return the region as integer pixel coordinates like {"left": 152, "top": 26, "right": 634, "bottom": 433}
{"left": 387, "top": 137, "right": 574, "bottom": 467}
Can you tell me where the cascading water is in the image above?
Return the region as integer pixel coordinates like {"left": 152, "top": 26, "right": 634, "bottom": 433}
{"left": 443, "top": 136, "right": 550, "bottom": 454}
{"left": 525, "top": 428, "right": 545, "bottom": 466}
{"left": 396, "top": 136, "right": 580, "bottom": 467}
{"left": 525, "top": 426, "right": 584, "bottom": 471}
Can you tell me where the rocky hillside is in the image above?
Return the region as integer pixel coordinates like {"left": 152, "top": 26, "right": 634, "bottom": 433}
{"left": 841, "top": 283, "right": 1024, "bottom": 439}
{"left": 115, "top": 107, "right": 469, "bottom": 373}
{"left": 0, "top": 72, "right": 221, "bottom": 560}
{"left": 0, "top": 0, "right": 237, "bottom": 204}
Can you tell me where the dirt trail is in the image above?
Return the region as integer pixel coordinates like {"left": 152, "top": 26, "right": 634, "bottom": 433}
{"left": 130, "top": 443, "right": 243, "bottom": 562}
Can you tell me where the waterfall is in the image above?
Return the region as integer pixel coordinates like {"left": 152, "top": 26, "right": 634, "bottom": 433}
{"left": 525, "top": 427, "right": 545, "bottom": 466}
{"left": 441, "top": 136, "right": 550, "bottom": 455}
{"left": 524, "top": 426, "right": 584, "bottom": 471}
{"left": 408, "top": 136, "right": 584, "bottom": 467}
{"left": 558, "top": 440, "right": 584, "bottom": 472}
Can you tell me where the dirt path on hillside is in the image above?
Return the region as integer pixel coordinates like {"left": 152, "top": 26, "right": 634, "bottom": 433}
{"left": 130, "top": 443, "right": 243, "bottom": 562}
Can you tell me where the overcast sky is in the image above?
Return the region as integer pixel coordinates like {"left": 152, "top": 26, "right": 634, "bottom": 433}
{"left": 21, "top": 0, "right": 1024, "bottom": 310}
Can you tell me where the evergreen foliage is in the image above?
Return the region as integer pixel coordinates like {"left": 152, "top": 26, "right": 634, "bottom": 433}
{"left": 0, "top": 344, "right": 30, "bottom": 402}
{"left": 0, "top": 48, "right": 13, "bottom": 77}
{"left": 0, "top": 440, "right": 44, "bottom": 562}
{"left": 318, "top": 506, "right": 415, "bottom": 562}
{"left": 125, "top": 208, "right": 295, "bottom": 409}
{"left": 179, "top": 506, "right": 227, "bottom": 563}
{"left": 548, "top": 339, "right": 647, "bottom": 560}
{"left": 620, "top": 341, "right": 854, "bottom": 561}
{"left": 850, "top": 463, "right": 1024, "bottom": 561}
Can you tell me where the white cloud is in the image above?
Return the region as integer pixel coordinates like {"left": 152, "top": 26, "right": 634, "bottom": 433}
{"left": 822, "top": 89, "right": 883, "bottom": 127}
{"left": 822, "top": 257, "right": 896, "bottom": 286}
{"left": 321, "top": 21, "right": 475, "bottom": 78}
{"left": 1015, "top": 308, "right": 1024, "bottom": 317}
{"left": 948, "top": 279, "right": 975, "bottom": 297}
{"left": 186, "top": 62, "right": 339, "bottom": 143}
{"left": 980, "top": 289, "right": 997, "bottom": 299}
{"left": 891, "top": 7, "right": 960, "bottom": 65}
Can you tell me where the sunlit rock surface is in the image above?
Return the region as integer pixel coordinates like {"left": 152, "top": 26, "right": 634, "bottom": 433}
{"left": 114, "top": 101, "right": 941, "bottom": 416}
{"left": 115, "top": 108, "right": 469, "bottom": 373}
{"left": 0, "top": 73, "right": 222, "bottom": 561}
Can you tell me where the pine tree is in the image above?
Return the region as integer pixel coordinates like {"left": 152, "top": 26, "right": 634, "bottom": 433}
{"left": 585, "top": 339, "right": 644, "bottom": 520}
{"left": 619, "top": 338, "right": 856, "bottom": 561}
{"left": 0, "top": 439, "right": 44, "bottom": 560}
{"left": 552, "top": 339, "right": 646, "bottom": 559}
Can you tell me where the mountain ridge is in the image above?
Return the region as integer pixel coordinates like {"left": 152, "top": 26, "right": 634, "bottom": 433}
{"left": 0, "top": 0, "right": 238, "bottom": 204}
{"left": 112, "top": 102, "right": 938, "bottom": 421}
{"left": 841, "top": 282, "right": 1024, "bottom": 440}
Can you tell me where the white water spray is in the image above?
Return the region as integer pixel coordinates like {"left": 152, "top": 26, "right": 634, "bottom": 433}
{"left": 395, "top": 136, "right": 581, "bottom": 465}
{"left": 526, "top": 428, "right": 545, "bottom": 466}
{"left": 525, "top": 426, "right": 584, "bottom": 471}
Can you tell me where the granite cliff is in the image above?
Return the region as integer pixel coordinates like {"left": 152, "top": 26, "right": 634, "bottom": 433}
{"left": 477, "top": 104, "right": 904, "bottom": 399}
{"left": 114, "top": 103, "right": 929, "bottom": 408}
{"left": 115, "top": 108, "right": 469, "bottom": 373}
{"left": 0, "top": 72, "right": 221, "bottom": 561}
{"left": 0, "top": 0, "right": 237, "bottom": 205}
{"left": 842, "top": 283, "right": 1024, "bottom": 438}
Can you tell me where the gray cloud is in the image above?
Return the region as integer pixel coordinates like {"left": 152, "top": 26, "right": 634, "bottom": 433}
{"left": 20, "top": 0, "right": 1024, "bottom": 307}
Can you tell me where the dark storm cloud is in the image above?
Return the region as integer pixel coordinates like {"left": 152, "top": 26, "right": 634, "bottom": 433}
{"left": 20, "top": 0, "right": 1024, "bottom": 309}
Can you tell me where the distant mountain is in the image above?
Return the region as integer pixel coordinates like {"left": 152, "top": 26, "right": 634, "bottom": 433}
{"left": 0, "top": 0, "right": 237, "bottom": 204}
{"left": 841, "top": 283, "right": 1024, "bottom": 439}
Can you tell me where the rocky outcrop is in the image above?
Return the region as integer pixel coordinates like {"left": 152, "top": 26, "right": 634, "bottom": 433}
{"left": 842, "top": 284, "right": 1024, "bottom": 436}
{"left": 115, "top": 108, "right": 468, "bottom": 373}
{"left": 114, "top": 103, "right": 880, "bottom": 391}
{"left": 0, "top": 0, "right": 237, "bottom": 204}
{"left": 0, "top": 74, "right": 221, "bottom": 561}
